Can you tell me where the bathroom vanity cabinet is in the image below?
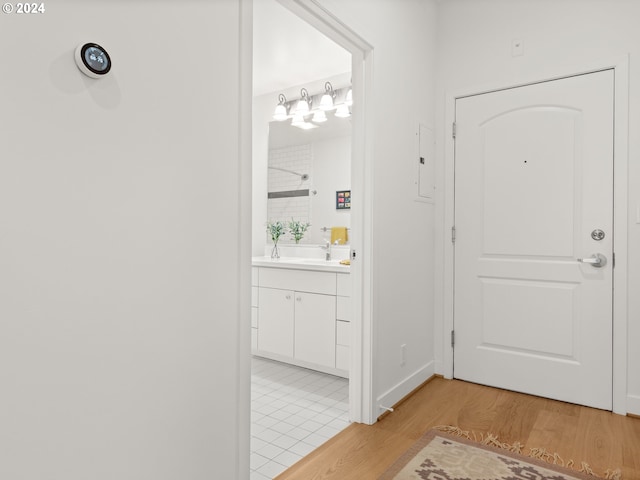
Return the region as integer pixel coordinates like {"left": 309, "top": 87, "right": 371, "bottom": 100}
{"left": 260, "top": 288, "right": 336, "bottom": 366}
{"left": 251, "top": 262, "right": 350, "bottom": 378}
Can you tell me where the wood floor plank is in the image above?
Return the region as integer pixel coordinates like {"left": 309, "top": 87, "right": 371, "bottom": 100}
{"left": 275, "top": 378, "right": 640, "bottom": 480}
{"left": 575, "top": 407, "right": 623, "bottom": 474}
{"left": 488, "top": 388, "right": 542, "bottom": 444}
{"left": 622, "top": 417, "right": 640, "bottom": 478}
{"left": 527, "top": 408, "right": 581, "bottom": 462}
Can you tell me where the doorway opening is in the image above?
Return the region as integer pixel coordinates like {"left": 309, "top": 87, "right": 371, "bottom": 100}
{"left": 250, "top": 0, "right": 374, "bottom": 476}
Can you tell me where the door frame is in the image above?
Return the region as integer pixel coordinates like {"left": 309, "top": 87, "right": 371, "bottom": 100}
{"left": 441, "top": 56, "right": 630, "bottom": 414}
{"left": 275, "top": 0, "right": 376, "bottom": 424}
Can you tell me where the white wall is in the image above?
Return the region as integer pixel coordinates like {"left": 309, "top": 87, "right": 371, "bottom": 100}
{"left": 308, "top": 135, "right": 352, "bottom": 245}
{"left": 0, "top": 1, "right": 251, "bottom": 478}
{"left": 316, "top": 0, "right": 438, "bottom": 415}
{"left": 435, "top": 0, "right": 640, "bottom": 414}
{"left": 267, "top": 143, "right": 313, "bottom": 229}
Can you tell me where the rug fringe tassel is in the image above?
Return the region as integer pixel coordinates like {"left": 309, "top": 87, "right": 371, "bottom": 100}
{"left": 529, "top": 447, "right": 567, "bottom": 466}
{"left": 579, "top": 461, "right": 597, "bottom": 476}
{"left": 433, "top": 425, "right": 622, "bottom": 479}
{"left": 604, "top": 468, "right": 623, "bottom": 480}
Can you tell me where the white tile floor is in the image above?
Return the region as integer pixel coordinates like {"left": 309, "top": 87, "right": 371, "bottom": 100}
{"left": 251, "top": 356, "right": 350, "bottom": 480}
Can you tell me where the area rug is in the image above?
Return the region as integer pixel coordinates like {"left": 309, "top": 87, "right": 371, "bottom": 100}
{"left": 378, "top": 427, "right": 622, "bottom": 480}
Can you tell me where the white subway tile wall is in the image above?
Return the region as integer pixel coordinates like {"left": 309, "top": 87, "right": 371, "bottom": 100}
{"left": 267, "top": 144, "right": 313, "bottom": 244}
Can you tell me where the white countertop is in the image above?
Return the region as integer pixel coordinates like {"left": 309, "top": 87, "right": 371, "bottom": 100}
{"left": 252, "top": 256, "right": 350, "bottom": 273}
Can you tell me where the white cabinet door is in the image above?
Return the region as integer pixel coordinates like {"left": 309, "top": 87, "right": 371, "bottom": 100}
{"left": 258, "top": 287, "right": 294, "bottom": 357}
{"left": 294, "top": 292, "right": 336, "bottom": 368}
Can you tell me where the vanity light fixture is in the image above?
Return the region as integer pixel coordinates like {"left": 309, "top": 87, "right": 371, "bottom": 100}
{"left": 294, "top": 88, "right": 312, "bottom": 115}
{"left": 291, "top": 111, "right": 305, "bottom": 126}
{"left": 312, "top": 110, "right": 327, "bottom": 123}
{"left": 319, "top": 82, "right": 336, "bottom": 111}
{"left": 291, "top": 111, "right": 317, "bottom": 130}
{"left": 345, "top": 87, "right": 353, "bottom": 106}
{"left": 272, "top": 83, "right": 353, "bottom": 127}
{"left": 296, "top": 122, "right": 319, "bottom": 130}
{"left": 272, "top": 94, "right": 289, "bottom": 121}
{"left": 335, "top": 82, "right": 352, "bottom": 117}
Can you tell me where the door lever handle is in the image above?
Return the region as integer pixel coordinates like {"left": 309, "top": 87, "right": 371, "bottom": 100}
{"left": 577, "top": 253, "right": 607, "bottom": 268}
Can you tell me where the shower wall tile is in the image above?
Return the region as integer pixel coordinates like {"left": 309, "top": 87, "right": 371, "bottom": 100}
{"left": 267, "top": 144, "right": 312, "bottom": 233}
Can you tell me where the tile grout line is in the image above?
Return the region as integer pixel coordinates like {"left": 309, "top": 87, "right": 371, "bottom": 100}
{"left": 250, "top": 357, "right": 349, "bottom": 479}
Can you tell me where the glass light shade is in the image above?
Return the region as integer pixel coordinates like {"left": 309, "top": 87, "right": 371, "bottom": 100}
{"left": 295, "top": 122, "right": 318, "bottom": 130}
{"left": 335, "top": 104, "right": 351, "bottom": 118}
{"left": 345, "top": 88, "right": 353, "bottom": 106}
{"left": 295, "top": 99, "right": 310, "bottom": 115}
{"left": 291, "top": 112, "right": 305, "bottom": 126}
{"left": 273, "top": 104, "right": 288, "bottom": 121}
{"left": 319, "top": 93, "right": 334, "bottom": 111}
{"left": 312, "top": 110, "right": 327, "bottom": 123}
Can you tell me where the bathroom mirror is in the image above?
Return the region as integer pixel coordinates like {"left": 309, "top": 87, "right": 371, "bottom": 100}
{"left": 267, "top": 111, "right": 351, "bottom": 245}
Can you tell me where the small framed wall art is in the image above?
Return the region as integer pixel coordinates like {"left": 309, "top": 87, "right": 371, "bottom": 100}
{"left": 336, "top": 190, "right": 351, "bottom": 210}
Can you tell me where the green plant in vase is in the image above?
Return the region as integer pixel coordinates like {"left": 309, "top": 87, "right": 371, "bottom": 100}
{"left": 288, "top": 219, "right": 311, "bottom": 244}
{"left": 267, "top": 220, "right": 286, "bottom": 258}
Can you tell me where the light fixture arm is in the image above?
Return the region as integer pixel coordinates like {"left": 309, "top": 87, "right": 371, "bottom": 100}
{"left": 324, "top": 82, "right": 335, "bottom": 98}
{"left": 299, "top": 88, "right": 312, "bottom": 110}
{"left": 319, "top": 82, "right": 336, "bottom": 111}
{"left": 272, "top": 94, "right": 289, "bottom": 121}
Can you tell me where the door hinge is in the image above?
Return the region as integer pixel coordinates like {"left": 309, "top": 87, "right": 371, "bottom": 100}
{"left": 612, "top": 252, "right": 615, "bottom": 268}
{"left": 452, "top": 122, "right": 457, "bottom": 139}
{"left": 451, "top": 330, "right": 455, "bottom": 348}
{"left": 451, "top": 226, "right": 456, "bottom": 244}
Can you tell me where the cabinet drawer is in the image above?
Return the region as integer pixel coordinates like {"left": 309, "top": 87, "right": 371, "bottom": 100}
{"left": 259, "top": 268, "right": 336, "bottom": 295}
{"left": 336, "top": 320, "right": 350, "bottom": 346}
{"left": 251, "top": 267, "right": 259, "bottom": 286}
{"left": 337, "top": 296, "right": 351, "bottom": 321}
{"left": 337, "top": 273, "right": 351, "bottom": 297}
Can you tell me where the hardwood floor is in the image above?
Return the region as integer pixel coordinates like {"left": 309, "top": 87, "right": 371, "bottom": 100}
{"left": 275, "top": 377, "right": 640, "bottom": 479}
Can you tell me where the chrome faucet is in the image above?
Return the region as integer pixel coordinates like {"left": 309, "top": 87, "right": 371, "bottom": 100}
{"left": 320, "top": 240, "right": 332, "bottom": 261}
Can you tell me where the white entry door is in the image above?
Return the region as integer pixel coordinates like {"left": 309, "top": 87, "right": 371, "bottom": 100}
{"left": 453, "top": 70, "right": 614, "bottom": 410}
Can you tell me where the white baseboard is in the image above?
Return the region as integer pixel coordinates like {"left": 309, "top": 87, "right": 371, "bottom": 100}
{"left": 376, "top": 361, "right": 435, "bottom": 418}
{"left": 627, "top": 394, "right": 640, "bottom": 416}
